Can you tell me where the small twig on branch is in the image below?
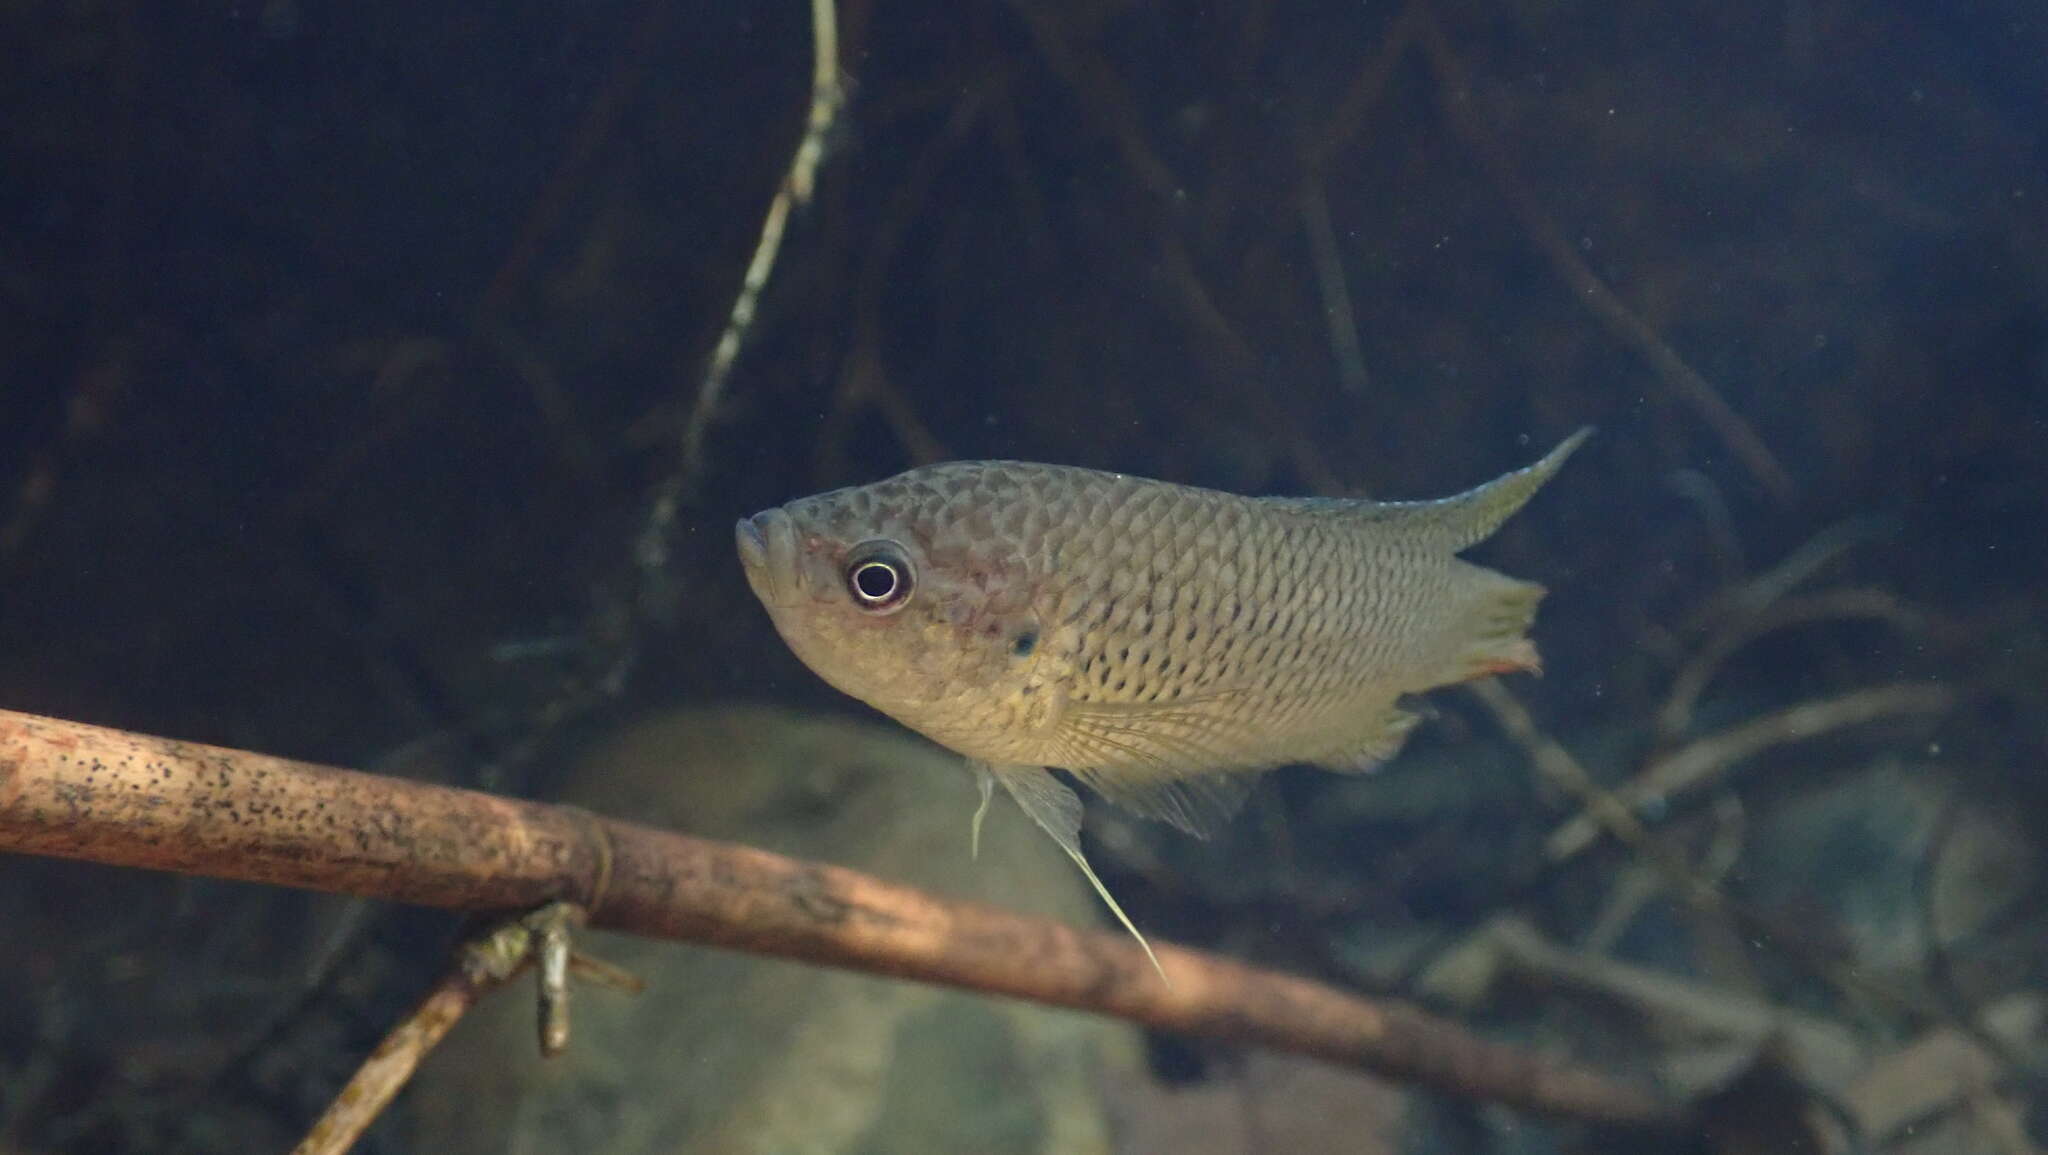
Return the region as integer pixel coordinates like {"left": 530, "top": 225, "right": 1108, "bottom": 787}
{"left": 0, "top": 708, "right": 1675, "bottom": 1130}
{"left": 291, "top": 906, "right": 550, "bottom": 1155}
{"left": 291, "top": 899, "right": 648, "bottom": 1154}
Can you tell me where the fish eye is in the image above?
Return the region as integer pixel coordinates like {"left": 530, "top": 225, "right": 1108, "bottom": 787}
{"left": 843, "top": 540, "right": 914, "bottom": 613}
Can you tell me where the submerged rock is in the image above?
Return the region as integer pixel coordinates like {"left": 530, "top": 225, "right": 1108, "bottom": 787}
{"left": 408, "top": 703, "right": 1140, "bottom": 1155}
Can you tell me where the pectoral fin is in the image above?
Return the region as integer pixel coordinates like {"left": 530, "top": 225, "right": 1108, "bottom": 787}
{"left": 974, "top": 760, "right": 1168, "bottom": 983}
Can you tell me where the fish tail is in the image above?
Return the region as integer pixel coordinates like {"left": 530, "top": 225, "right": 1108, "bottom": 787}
{"left": 1379, "top": 427, "right": 1591, "bottom": 553}
{"left": 1324, "top": 569, "right": 1539, "bottom": 773}
{"left": 1449, "top": 565, "right": 1547, "bottom": 682}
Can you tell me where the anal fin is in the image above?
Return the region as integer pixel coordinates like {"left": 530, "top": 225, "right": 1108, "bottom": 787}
{"left": 1323, "top": 699, "right": 1424, "bottom": 773}
{"left": 1051, "top": 693, "right": 1265, "bottom": 838}
{"left": 1066, "top": 766, "right": 1257, "bottom": 840}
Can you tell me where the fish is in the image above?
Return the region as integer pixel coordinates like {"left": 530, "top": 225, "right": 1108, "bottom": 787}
{"left": 736, "top": 429, "right": 1588, "bottom": 977}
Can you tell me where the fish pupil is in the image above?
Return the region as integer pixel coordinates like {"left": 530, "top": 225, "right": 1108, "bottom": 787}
{"left": 853, "top": 563, "right": 898, "bottom": 600}
{"left": 842, "top": 541, "right": 916, "bottom": 612}
{"left": 1012, "top": 630, "right": 1038, "bottom": 657}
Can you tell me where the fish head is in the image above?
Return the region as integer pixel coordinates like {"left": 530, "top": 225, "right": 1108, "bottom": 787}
{"left": 736, "top": 470, "right": 1048, "bottom": 751}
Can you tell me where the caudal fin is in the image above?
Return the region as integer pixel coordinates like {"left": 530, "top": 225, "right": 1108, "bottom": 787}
{"left": 1450, "top": 566, "right": 1547, "bottom": 681}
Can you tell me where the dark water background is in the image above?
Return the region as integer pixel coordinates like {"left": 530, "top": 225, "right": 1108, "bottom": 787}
{"left": 1, "top": 1, "right": 2043, "bottom": 1151}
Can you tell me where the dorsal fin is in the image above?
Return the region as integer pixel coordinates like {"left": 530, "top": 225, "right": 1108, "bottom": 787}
{"left": 1278, "top": 427, "right": 1590, "bottom": 553}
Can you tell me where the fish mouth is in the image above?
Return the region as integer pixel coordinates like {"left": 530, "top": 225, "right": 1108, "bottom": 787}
{"left": 735, "top": 508, "right": 799, "bottom": 606}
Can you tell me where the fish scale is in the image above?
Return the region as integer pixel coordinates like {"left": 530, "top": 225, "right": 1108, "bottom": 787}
{"left": 737, "top": 429, "right": 1589, "bottom": 978}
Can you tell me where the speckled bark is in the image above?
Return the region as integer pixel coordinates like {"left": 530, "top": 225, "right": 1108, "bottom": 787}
{"left": 0, "top": 707, "right": 1673, "bottom": 1130}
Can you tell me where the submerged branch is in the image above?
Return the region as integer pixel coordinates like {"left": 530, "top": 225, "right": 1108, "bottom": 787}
{"left": 0, "top": 707, "right": 1674, "bottom": 1130}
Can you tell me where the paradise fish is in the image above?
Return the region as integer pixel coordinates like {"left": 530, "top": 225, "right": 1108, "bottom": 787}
{"left": 737, "top": 429, "right": 1588, "bottom": 975}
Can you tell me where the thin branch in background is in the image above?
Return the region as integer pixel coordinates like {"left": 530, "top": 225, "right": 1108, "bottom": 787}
{"left": 1655, "top": 587, "right": 1935, "bottom": 740}
{"left": 1007, "top": 2, "right": 1347, "bottom": 495}
{"left": 308, "top": 0, "right": 675, "bottom": 508}
{"left": 1446, "top": 916, "right": 1865, "bottom": 1084}
{"left": 1153, "top": 234, "right": 1349, "bottom": 495}
{"left": 1298, "top": 176, "right": 1373, "bottom": 396}
{"left": 1579, "top": 795, "right": 1747, "bottom": 960}
{"left": 820, "top": 343, "right": 952, "bottom": 480}
{"left": 1002, "top": 2, "right": 1179, "bottom": 207}
{"left": 1914, "top": 790, "right": 2035, "bottom": 1081}
{"left": 1469, "top": 680, "right": 1942, "bottom": 1028}
{"left": 1303, "top": 1, "right": 1424, "bottom": 174}
{"left": 1668, "top": 514, "right": 1899, "bottom": 643}
{"left": 639, "top": 0, "right": 842, "bottom": 611}
{"left": 818, "top": 70, "right": 1004, "bottom": 478}
{"left": 0, "top": 342, "right": 125, "bottom": 565}
{"left": 1468, "top": 680, "right": 1736, "bottom": 915}
{"left": 474, "top": 0, "right": 678, "bottom": 323}
{"left": 1545, "top": 682, "right": 1956, "bottom": 863}
{"left": 1407, "top": 6, "right": 1797, "bottom": 505}
{"left": 0, "top": 707, "right": 1677, "bottom": 1132}
{"left": 1664, "top": 467, "right": 1750, "bottom": 586}
{"left": 673, "top": 0, "right": 842, "bottom": 483}
{"left": 467, "top": 0, "right": 843, "bottom": 784}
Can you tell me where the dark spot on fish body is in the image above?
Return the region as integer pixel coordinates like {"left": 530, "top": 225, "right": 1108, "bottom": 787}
{"left": 1012, "top": 629, "right": 1038, "bottom": 657}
